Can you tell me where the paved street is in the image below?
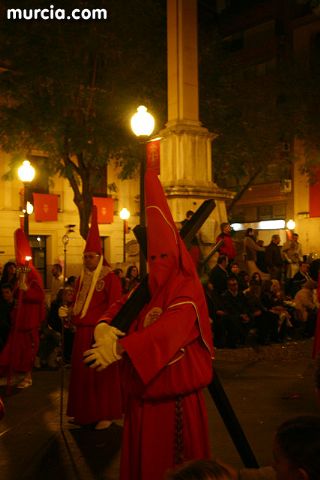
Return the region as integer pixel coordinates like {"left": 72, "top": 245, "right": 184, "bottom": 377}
{"left": 0, "top": 338, "right": 319, "bottom": 480}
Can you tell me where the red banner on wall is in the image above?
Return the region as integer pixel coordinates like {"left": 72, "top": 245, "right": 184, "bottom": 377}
{"left": 93, "top": 197, "right": 114, "bottom": 224}
{"left": 146, "top": 139, "right": 160, "bottom": 175}
{"left": 33, "top": 193, "right": 58, "bottom": 222}
{"left": 309, "top": 168, "right": 320, "bottom": 218}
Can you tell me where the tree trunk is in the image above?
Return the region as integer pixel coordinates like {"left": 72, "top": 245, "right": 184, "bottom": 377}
{"left": 63, "top": 154, "right": 92, "bottom": 240}
{"left": 78, "top": 199, "right": 92, "bottom": 240}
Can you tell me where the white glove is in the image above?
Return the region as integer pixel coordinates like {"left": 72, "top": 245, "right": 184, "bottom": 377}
{"left": 83, "top": 323, "right": 125, "bottom": 371}
{"left": 58, "top": 305, "right": 69, "bottom": 318}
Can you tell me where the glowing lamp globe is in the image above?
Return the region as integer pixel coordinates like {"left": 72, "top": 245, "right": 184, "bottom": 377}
{"left": 286, "top": 219, "right": 296, "bottom": 230}
{"left": 131, "top": 106, "right": 155, "bottom": 137}
{"left": 18, "top": 160, "right": 35, "bottom": 183}
{"left": 120, "top": 208, "right": 130, "bottom": 221}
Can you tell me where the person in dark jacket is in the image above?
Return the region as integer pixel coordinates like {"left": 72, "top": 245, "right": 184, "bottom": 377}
{"left": 209, "top": 255, "right": 228, "bottom": 294}
{"left": 265, "top": 234, "right": 283, "bottom": 281}
{"left": 244, "top": 281, "right": 278, "bottom": 345}
{"left": 290, "top": 261, "right": 311, "bottom": 297}
{"left": 221, "top": 276, "right": 253, "bottom": 348}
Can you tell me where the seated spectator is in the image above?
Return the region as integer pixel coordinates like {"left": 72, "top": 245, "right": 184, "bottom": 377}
{"left": 250, "top": 272, "right": 263, "bottom": 294}
{"left": 294, "top": 279, "right": 318, "bottom": 338}
{"left": 244, "top": 281, "right": 278, "bottom": 345}
{"left": 123, "top": 265, "right": 140, "bottom": 293}
{"left": 209, "top": 255, "right": 228, "bottom": 294}
{"left": 228, "top": 261, "right": 239, "bottom": 275}
{"left": 261, "top": 280, "right": 291, "bottom": 341}
{"left": 290, "top": 261, "right": 311, "bottom": 298}
{"left": 221, "top": 276, "right": 253, "bottom": 348}
{"left": 228, "top": 261, "right": 242, "bottom": 282}
{"left": 237, "top": 270, "right": 250, "bottom": 293}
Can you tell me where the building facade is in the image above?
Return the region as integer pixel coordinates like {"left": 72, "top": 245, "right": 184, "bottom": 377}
{"left": 0, "top": 153, "right": 141, "bottom": 288}
{"left": 214, "top": 0, "right": 320, "bottom": 256}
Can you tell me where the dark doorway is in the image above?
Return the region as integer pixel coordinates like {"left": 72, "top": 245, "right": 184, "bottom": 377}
{"left": 29, "top": 235, "right": 47, "bottom": 287}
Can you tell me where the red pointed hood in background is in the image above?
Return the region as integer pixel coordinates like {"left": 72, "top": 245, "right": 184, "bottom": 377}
{"left": 14, "top": 228, "right": 44, "bottom": 289}
{"left": 84, "top": 205, "right": 102, "bottom": 255}
{"left": 14, "top": 228, "right": 32, "bottom": 266}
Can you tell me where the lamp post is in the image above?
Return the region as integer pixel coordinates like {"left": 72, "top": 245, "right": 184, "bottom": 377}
{"left": 18, "top": 160, "right": 35, "bottom": 238}
{"left": 119, "top": 208, "right": 130, "bottom": 263}
{"left": 130, "top": 105, "right": 155, "bottom": 277}
{"left": 286, "top": 219, "right": 296, "bottom": 241}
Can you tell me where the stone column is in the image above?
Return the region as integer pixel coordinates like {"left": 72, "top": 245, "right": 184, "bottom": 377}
{"left": 159, "top": 0, "right": 232, "bottom": 248}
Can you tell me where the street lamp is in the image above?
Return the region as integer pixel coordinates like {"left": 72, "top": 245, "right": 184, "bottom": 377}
{"left": 130, "top": 105, "right": 155, "bottom": 276}
{"left": 120, "top": 208, "right": 130, "bottom": 263}
{"left": 286, "top": 219, "right": 296, "bottom": 231}
{"left": 18, "top": 160, "right": 35, "bottom": 237}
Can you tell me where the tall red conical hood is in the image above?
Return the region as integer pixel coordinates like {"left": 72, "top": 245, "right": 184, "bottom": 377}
{"left": 144, "top": 169, "right": 214, "bottom": 356}
{"left": 145, "top": 169, "right": 198, "bottom": 292}
{"left": 14, "top": 228, "right": 32, "bottom": 266}
{"left": 84, "top": 205, "right": 102, "bottom": 255}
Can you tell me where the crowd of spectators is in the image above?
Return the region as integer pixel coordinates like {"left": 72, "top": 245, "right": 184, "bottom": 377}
{"left": 0, "top": 223, "right": 317, "bottom": 362}
{"left": 204, "top": 225, "right": 318, "bottom": 349}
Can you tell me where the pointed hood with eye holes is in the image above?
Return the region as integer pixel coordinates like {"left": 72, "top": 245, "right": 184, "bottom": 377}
{"left": 84, "top": 205, "right": 110, "bottom": 267}
{"left": 145, "top": 169, "right": 214, "bottom": 355}
{"left": 145, "top": 170, "right": 196, "bottom": 292}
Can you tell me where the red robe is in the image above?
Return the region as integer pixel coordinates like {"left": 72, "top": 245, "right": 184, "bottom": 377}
{"left": 102, "top": 277, "right": 214, "bottom": 480}
{"left": 0, "top": 269, "right": 45, "bottom": 374}
{"left": 67, "top": 269, "right": 122, "bottom": 425}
